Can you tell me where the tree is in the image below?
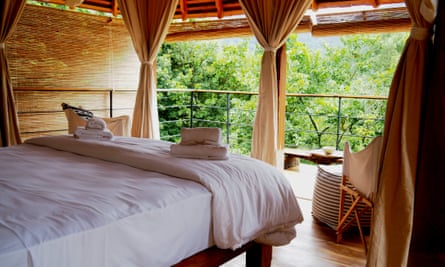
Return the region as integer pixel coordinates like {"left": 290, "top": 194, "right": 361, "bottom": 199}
{"left": 285, "top": 32, "right": 407, "bottom": 151}
{"left": 156, "top": 32, "right": 408, "bottom": 153}
{"left": 157, "top": 39, "right": 261, "bottom": 153}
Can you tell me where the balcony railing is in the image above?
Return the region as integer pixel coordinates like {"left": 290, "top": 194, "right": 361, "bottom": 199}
{"left": 158, "top": 89, "right": 387, "bottom": 155}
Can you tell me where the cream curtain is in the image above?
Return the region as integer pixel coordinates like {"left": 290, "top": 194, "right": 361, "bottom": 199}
{"left": 239, "top": 0, "right": 312, "bottom": 166}
{"left": 367, "top": 0, "right": 437, "bottom": 265}
{"left": 408, "top": 0, "right": 444, "bottom": 265}
{"left": 117, "top": 0, "right": 178, "bottom": 139}
{"left": 0, "top": 0, "right": 25, "bottom": 147}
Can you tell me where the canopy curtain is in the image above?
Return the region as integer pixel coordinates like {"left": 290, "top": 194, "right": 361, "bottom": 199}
{"left": 0, "top": 0, "right": 26, "bottom": 147}
{"left": 409, "top": 0, "right": 444, "bottom": 265}
{"left": 239, "top": 0, "right": 312, "bottom": 167}
{"left": 367, "top": 0, "right": 437, "bottom": 265}
{"left": 117, "top": 0, "right": 178, "bottom": 139}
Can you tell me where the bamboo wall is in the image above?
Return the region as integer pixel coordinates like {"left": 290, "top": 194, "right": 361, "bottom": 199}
{"left": 13, "top": 88, "right": 136, "bottom": 140}
{"left": 8, "top": 5, "right": 139, "bottom": 140}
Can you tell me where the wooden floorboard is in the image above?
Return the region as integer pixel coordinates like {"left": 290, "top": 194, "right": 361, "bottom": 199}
{"left": 222, "top": 164, "right": 367, "bottom": 267}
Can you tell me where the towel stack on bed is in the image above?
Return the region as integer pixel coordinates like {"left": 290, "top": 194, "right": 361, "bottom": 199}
{"left": 74, "top": 117, "right": 114, "bottom": 140}
{"left": 170, "top": 127, "right": 229, "bottom": 160}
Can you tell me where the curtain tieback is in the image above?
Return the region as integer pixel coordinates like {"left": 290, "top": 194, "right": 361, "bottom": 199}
{"left": 142, "top": 61, "right": 153, "bottom": 66}
{"left": 410, "top": 26, "right": 431, "bottom": 40}
{"left": 264, "top": 47, "right": 277, "bottom": 52}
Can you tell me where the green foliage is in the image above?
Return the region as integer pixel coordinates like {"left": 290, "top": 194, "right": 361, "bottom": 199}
{"left": 286, "top": 33, "right": 406, "bottom": 96}
{"left": 285, "top": 32, "right": 407, "bottom": 151}
{"left": 157, "top": 32, "right": 408, "bottom": 154}
{"left": 157, "top": 38, "right": 261, "bottom": 154}
{"left": 157, "top": 40, "right": 260, "bottom": 91}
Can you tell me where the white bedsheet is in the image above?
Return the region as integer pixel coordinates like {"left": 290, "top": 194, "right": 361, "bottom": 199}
{"left": 26, "top": 135, "right": 304, "bottom": 249}
{"left": 0, "top": 142, "right": 213, "bottom": 267}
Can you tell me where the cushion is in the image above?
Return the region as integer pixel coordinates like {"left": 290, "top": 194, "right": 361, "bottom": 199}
{"left": 62, "top": 103, "right": 130, "bottom": 136}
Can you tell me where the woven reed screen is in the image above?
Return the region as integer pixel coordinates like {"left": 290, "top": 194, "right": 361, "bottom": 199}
{"left": 8, "top": 5, "right": 139, "bottom": 90}
{"left": 7, "top": 5, "right": 138, "bottom": 139}
{"left": 6, "top": 5, "right": 139, "bottom": 139}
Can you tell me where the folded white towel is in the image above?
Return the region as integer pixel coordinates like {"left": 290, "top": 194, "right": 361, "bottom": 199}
{"left": 180, "top": 127, "right": 222, "bottom": 146}
{"left": 170, "top": 144, "right": 229, "bottom": 160}
{"left": 74, "top": 127, "right": 114, "bottom": 141}
{"left": 86, "top": 117, "right": 107, "bottom": 130}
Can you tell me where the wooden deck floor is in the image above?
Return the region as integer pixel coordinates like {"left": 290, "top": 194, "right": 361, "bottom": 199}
{"left": 222, "top": 164, "right": 367, "bottom": 267}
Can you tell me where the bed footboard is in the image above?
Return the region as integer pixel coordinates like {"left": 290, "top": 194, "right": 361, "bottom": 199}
{"left": 172, "top": 241, "right": 272, "bottom": 267}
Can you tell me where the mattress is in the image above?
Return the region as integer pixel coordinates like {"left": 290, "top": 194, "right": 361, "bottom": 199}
{"left": 0, "top": 142, "right": 213, "bottom": 266}
{"left": 0, "top": 135, "right": 303, "bottom": 266}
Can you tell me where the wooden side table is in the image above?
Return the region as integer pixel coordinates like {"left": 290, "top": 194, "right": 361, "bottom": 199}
{"left": 284, "top": 148, "right": 343, "bottom": 169}
{"left": 309, "top": 149, "right": 343, "bottom": 165}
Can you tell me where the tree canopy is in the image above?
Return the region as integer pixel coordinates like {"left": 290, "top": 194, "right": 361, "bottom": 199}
{"left": 156, "top": 32, "right": 409, "bottom": 154}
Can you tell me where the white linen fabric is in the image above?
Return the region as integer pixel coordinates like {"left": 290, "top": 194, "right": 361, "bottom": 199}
{"left": 368, "top": 0, "right": 437, "bottom": 265}
{"left": 85, "top": 117, "right": 107, "bottom": 130}
{"left": 74, "top": 127, "right": 114, "bottom": 140}
{"left": 26, "top": 135, "right": 304, "bottom": 249}
{"left": 179, "top": 127, "right": 222, "bottom": 145}
{"left": 170, "top": 143, "right": 229, "bottom": 160}
{"left": 343, "top": 136, "right": 383, "bottom": 199}
{"left": 0, "top": 141, "right": 212, "bottom": 266}
{"left": 74, "top": 117, "right": 114, "bottom": 140}
{"left": 117, "top": 0, "right": 178, "bottom": 139}
{"left": 239, "top": 0, "right": 312, "bottom": 166}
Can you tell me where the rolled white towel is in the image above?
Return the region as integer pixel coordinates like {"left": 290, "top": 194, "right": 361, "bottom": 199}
{"left": 170, "top": 143, "right": 229, "bottom": 160}
{"left": 74, "top": 127, "right": 114, "bottom": 141}
{"left": 180, "top": 127, "right": 221, "bottom": 146}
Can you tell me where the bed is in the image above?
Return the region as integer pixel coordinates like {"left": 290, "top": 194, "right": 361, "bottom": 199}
{"left": 0, "top": 135, "right": 304, "bottom": 266}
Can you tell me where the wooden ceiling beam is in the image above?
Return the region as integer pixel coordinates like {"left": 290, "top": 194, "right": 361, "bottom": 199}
{"left": 313, "top": 0, "right": 375, "bottom": 10}
{"left": 216, "top": 0, "right": 224, "bottom": 19}
{"left": 311, "top": 0, "right": 404, "bottom": 10}
{"left": 111, "top": 0, "right": 118, "bottom": 17}
{"left": 179, "top": 0, "right": 188, "bottom": 20}
{"left": 165, "top": 18, "right": 411, "bottom": 43}
{"left": 37, "top": 0, "right": 406, "bottom": 20}
{"left": 32, "top": 0, "right": 410, "bottom": 41}
{"left": 78, "top": 3, "right": 113, "bottom": 13}
{"left": 87, "top": 0, "right": 111, "bottom": 5}
{"left": 311, "top": 17, "right": 411, "bottom": 36}
{"left": 165, "top": 8, "right": 410, "bottom": 42}
{"left": 39, "top": 0, "right": 407, "bottom": 14}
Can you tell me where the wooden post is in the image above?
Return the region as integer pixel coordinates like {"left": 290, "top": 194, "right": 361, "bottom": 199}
{"left": 246, "top": 243, "right": 272, "bottom": 267}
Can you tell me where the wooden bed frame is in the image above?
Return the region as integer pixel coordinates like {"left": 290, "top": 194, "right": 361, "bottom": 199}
{"left": 173, "top": 241, "right": 272, "bottom": 267}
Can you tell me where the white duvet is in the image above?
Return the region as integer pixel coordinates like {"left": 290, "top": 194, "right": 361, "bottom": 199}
{"left": 1, "top": 140, "right": 213, "bottom": 266}
{"left": 24, "top": 135, "right": 303, "bottom": 249}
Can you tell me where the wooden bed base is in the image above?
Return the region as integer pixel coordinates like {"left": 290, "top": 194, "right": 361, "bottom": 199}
{"left": 172, "top": 241, "right": 272, "bottom": 267}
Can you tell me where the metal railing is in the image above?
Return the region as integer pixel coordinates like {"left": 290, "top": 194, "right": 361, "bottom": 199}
{"left": 285, "top": 93, "right": 387, "bottom": 151}
{"left": 158, "top": 89, "right": 387, "bottom": 154}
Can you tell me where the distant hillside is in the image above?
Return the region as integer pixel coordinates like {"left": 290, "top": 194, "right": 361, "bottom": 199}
{"left": 297, "top": 32, "right": 342, "bottom": 49}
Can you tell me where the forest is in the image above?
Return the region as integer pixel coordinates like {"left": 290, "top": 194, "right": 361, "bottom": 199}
{"left": 156, "top": 32, "right": 409, "bottom": 154}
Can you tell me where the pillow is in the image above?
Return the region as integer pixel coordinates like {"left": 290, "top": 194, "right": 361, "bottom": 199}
{"left": 103, "top": 115, "right": 130, "bottom": 136}
{"left": 62, "top": 103, "right": 130, "bottom": 136}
